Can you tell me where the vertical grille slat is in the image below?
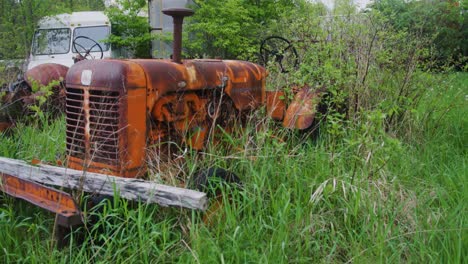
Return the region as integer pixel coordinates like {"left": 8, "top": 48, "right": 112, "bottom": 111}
{"left": 66, "top": 88, "right": 85, "bottom": 158}
{"left": 66, "top": 87, "right": 121, "bottom": 165}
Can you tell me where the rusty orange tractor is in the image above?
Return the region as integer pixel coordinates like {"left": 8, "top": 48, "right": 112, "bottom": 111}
{"left": 64, "top": 8, "right": 320, "bottom": 178}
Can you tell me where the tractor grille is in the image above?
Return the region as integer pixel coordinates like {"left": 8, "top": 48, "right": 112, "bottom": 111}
{"left": 66, "top": 87, "right": 121, "bottom": 165}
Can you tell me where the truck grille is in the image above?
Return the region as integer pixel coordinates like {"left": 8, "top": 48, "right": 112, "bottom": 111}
{"left": 66, "top": 87, "right": 121, "bottom": 165}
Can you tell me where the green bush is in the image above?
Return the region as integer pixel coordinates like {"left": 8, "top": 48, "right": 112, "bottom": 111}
{"left": 105, "top": 0, "right": 152, "bottom": 58}
{"left": 372, "top": 0, "right": 467, "bottom": 70}
{"left": 186, "top": 0, "right": 298, "bottom": 59}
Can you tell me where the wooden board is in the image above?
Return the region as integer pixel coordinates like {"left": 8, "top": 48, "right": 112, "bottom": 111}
{"left": 0, "top": 157, "right": 207, "bottom": 211}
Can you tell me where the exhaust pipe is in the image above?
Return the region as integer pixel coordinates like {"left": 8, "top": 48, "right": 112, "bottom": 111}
{"left": 162, "top": 8, "right": 194, "bottom": 64}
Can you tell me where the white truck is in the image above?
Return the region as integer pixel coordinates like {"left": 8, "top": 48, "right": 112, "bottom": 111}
{"left": 27, "top": 11, "right": 112, "bottom": 70}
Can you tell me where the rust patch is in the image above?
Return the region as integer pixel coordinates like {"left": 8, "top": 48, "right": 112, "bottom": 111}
{"left": 0, "top": 122, "right": 12, "bottom": 132}
{"left": 0, "top": 173, "right": 82, "bottom": 227}
{"left": 283, "top": 86, "right": 323, "bottom": 130}
{"left": 266, "top": 91, "right": 286, "bottom": 121}
{"left": 24, "top": 63, "right": 68, "bottom": 87}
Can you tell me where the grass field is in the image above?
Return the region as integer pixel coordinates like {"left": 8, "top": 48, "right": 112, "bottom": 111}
{"left": 0, "top": 73, "right": 466, "bottom": 263}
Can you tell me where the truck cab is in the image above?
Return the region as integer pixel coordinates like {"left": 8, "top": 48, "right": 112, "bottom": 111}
{"left": 27, "top": 11, "right": 111, "bottom": 70}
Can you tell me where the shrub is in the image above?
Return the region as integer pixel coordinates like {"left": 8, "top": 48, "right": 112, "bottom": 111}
{"left": 105, "top": 0, "right": 152, "bottom": 58}
{"left": 186, "top": 0, "right": 298, "bottom": 59}
{"left": 371, "top": 0, "right": 467, "bottom": 70}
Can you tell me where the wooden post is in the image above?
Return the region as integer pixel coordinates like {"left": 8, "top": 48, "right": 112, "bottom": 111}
{"left": 0, "top": 156, "right": 207, "bottom": 211}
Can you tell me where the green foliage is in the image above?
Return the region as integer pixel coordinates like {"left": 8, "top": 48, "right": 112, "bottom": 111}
{"left": 105, "top": 0, "right": 152, "bottom": 58}
{"left": 26, "top": 78, "right": 61, "bottom": 119}
{"left": 186, "top": 0, "right": 254, "bottom": 59}
{"left": 186, "top": 0, "right": 298, "bottom": 59}
{"left": 264, "top": 2, "right": 452, "bottom": 139}
{"left": 0, "top": 115, "right": 65, "bottom": 161}
{"left": 372, "top": 0, "right": 467, "bottom": 69}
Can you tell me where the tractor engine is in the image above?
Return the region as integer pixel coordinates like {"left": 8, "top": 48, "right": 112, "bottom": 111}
{"left": 65, "top": 58, "right": 265, "bottom": 178}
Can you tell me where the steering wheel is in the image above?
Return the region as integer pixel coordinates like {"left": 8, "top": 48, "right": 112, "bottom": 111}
{"left": 260, "top": 36, "right": 298, "bottom": 73}
{"left": 72, "top": 36, "right": 104, "bottom": 60}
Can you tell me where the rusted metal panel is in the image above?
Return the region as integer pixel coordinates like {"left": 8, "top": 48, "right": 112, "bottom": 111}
{"left": 283, "top": 86, "right": 322, "bottom": 130}
{"left": 67, "top": 59, "right": 265, "bottom": 112}
{"left": 0, "top": 122, "right": 12, "bottom": 132}
{"left": 65, "top": 60, "right": 146, "bottom": 89}
{"left": 133, "top": 59, "right": 265, "bottom": 111}
{"left": 0, "top": 173, "right": 82, "bottom": 227}
{"left": 135, "top": 59, "right": 225, "bottom": 109}
{"left": 223, "top": 60, "right": 266, "bottom": 110}
{"left": 24, "top": 63, "right": 68, "bottom": 87}
{"left": 266, "top": 91, "right": 286, "bottom": 121}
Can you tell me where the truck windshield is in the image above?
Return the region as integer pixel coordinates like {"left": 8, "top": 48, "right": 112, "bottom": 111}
{"left": 32, "top": 28, "right": 71, "bottom": 55}
{"left": 73, "top": 26, "right": 110, "bottom": 52}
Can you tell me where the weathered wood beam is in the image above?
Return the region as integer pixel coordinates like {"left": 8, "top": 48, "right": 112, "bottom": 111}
{"left": 0, "top": 157, "right": 207, "bottom": 211}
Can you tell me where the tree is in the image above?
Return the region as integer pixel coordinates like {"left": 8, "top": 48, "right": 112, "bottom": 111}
{"left": 371, "top": 0, "right": 467, "bottom": 69}
{"left": 186, "top": 0, "right": 298, "bottom": 59}
{"left": 105, "top": 0, "right": 152, "bottom": 58}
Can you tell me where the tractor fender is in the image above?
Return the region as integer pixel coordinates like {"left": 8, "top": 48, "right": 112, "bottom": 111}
{"left": 283, "top": 86, "right": 324, "bottom": 130}
{"left": 24, "top": 63, "right": 68, "bottom": 87}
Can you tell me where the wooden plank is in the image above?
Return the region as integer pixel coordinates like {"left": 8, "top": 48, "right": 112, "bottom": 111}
{"left": 0, "top": 157, "right": 207, "bottom": 211}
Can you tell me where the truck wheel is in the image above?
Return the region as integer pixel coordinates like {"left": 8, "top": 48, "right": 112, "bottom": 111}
{"left": 191, "top": 167, "right": 242, "bottom": 225}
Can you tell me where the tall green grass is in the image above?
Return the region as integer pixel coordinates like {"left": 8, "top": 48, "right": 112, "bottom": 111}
{"left": 0, "top": 115, "right": 66, "bottom": 162}
{"left": 0, "top": 73, "right": 466, "bottom": 263}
